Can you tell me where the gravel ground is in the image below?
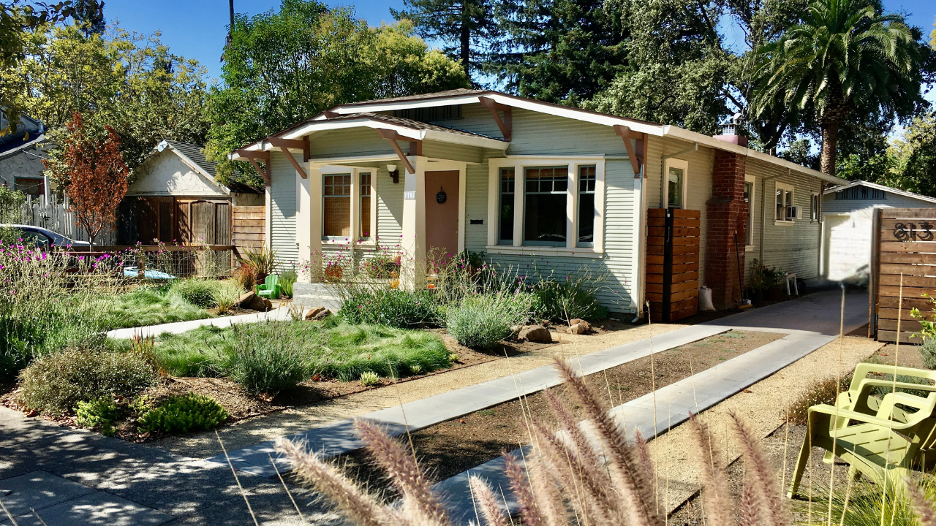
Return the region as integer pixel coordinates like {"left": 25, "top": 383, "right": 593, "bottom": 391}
{"left": 145, "top": 321, "right": 688, "bottom": 459}
{"left": 652, "top": 334, "right": 885, "bottom": 519}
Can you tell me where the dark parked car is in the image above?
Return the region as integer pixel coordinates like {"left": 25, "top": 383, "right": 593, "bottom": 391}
{"left": 1, "top": 224, "right": 91, "bottom": 249}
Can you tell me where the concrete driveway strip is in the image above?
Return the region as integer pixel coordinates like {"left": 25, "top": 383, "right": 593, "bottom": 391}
{"left": 207, "top": 323, "right": 732, "bottom": 476}
{"left": 433, "top": 289, "right": 868, "bottom": 523}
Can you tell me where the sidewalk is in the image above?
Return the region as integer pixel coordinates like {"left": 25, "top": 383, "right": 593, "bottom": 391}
{"left": 105, "top": 308, "right": 292, "bottom": 340}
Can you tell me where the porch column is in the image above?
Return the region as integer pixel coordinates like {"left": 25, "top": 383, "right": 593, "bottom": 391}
{"left": 400, "top": 156, "right": 427, "bottom": 290}
{"left": 297, "top": 164, "right": 323, "bottom": 282}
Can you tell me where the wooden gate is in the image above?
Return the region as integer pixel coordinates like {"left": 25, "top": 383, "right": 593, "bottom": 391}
{"left": 871, "top": 208, "right": 936, "bottom": 343}
{"left": 647, "top": 208, "right": 701, "bottom": 322}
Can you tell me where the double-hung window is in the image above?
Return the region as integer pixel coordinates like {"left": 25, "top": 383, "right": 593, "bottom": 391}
{"left": 775, "top": 182, "right": 794, "bottom": 223}
{"left": 524, "top": 166, "right": 568, "bottom": 246}
{"left": 487, "top": 159, "right": 605, "bottom": 254}
{"left": 322, "top": 168, "right": 375, "bottom": 241}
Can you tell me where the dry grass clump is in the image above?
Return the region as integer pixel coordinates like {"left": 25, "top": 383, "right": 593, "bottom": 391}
{"left": 784, "top": 375, "right": 850, "bottom": 425}
{"left": 274, "top": 358, "right": 794, "bottom": 525}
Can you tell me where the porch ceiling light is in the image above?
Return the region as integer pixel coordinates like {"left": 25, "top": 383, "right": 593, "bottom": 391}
{"left": 387, "top": 164, "right": 400, "bottom": 184}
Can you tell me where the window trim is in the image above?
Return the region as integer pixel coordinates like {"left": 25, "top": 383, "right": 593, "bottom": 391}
{"left": 810, "top": 192, "right": 820, "bottom": 223}
{"left": 487, "top": 157, "right": 605, "bottom": 254}
{"left": 663, "top": 158, "right": 688, "bottom": 209}
{"left": 774, "top": 181, "right": 795, "bottom": 225}
{"left": 320, "top": 166, "right": 376, "bottom": 244}
{"left": 744, "top": 174, "right": 756, "bottom": 250}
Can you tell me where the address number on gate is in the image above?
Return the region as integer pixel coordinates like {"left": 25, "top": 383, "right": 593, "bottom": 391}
{"left": 893, "top": 221, "right": 934, "bottom": 241}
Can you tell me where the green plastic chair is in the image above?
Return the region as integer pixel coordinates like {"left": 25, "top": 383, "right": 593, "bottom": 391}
{"left": 788, "top": 365, "right": 936, "bottom": 498}
{"left": 256, "top": 275, "right": 280, "bottom": 299}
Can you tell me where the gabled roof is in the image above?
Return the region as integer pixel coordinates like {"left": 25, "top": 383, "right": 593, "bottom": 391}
{"left": 153, "top": 140, "right": 261, "bottom": 194}
{"left": 823, "top": 179, "right": 936, "bottom": 205}
{"left": 322, "top": 112, "right": 502, "bottom": 140}
{"left": 234, "top": 89, "right": 845, "bottom": 185}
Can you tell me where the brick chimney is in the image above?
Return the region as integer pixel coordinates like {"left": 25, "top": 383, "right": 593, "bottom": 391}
{"left": 705, "top": 149, "right": 748, "bottom": 309}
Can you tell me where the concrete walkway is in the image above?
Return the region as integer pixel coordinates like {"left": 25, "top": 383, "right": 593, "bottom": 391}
{"left": 106, "top": 308, "right": 292, "bottom": 340}
{"left": 434, "top": 289, "right": 869, "bottom": 523}
{"left": 208, "top": 289, "right": 867, "bottom": 479}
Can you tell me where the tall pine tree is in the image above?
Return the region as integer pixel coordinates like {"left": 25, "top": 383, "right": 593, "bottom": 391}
{"left": 391, "top": 0, "right": 498, "bottom": 83}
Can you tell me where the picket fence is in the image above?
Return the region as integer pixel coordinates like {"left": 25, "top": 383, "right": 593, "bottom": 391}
{"left": 14, "top": 194, "right": 117, "bottom": 245}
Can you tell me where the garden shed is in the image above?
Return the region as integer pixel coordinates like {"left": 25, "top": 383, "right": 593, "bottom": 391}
{"left": 118, "top": 140, "right": 263, "bottom": 245}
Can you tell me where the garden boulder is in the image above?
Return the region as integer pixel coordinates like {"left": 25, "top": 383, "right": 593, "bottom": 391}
{"left": 245, "top": 294, "right": 272, "bottom": 312}
{"left": 236, "top": 291, "right": 257, "bottom": 308}
{"left": 518, "top": 325, "right": 552, "bottom": 343}
{"left": 568, "top": 319, "right": 593, "bottom": 334}
{"left": 303, "top": 306, "right": 326, "bottom": 320}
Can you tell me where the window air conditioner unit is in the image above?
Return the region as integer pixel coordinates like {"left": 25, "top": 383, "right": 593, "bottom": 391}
{"left": 786, "top": 205, "right": 802, "bottom": 220}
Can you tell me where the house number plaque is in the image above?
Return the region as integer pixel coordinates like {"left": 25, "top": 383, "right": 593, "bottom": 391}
{"left": 893, "top": 222, "right": 934, "bottom": 242}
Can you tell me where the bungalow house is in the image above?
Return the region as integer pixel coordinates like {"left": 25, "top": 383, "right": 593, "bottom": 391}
{"left": 0, "top": 112, "right": 48, "bottom": 198}
{"left": 230, "top": 89, "right": 844, "bottom": 318}
{"left": 119, "top": 140, "right": 263, "bottom": 245}
{"left": 821, "top": 180, "right": 936, "bottom": 282}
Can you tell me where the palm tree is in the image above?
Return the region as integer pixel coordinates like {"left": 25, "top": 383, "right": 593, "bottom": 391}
{"left": 752, "top": 0, "right": 921, "bottom": 175}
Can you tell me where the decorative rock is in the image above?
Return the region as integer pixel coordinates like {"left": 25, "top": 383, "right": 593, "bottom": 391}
{"left": 569, "top": 323, "right": 586, "bottom": 335}
{"left": 518, "top": 325, "right": 552, "bottom": 343}
{"left": 303, "top": 306, "right": 326, "bottom": 320}
{"left": 568, "top": 319, "right": 593, "bottom": 334}
{"left": 247, "top": 294, "right": 272, "bottom": 312}
{"left": 509, "top": 325, "right": 523, "bottom": 340}
{"left": 311, "top": 309, "right": 331, "bottom": 321}
{"left": 236, "top": 291, "right": 256, "bottom": 308}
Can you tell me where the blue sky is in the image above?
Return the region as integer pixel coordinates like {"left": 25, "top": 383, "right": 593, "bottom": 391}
{"left": 105, "top": 0, "right": 935, "bottom": 90}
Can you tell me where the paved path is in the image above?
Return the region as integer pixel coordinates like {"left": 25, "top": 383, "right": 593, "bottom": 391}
{"left": 106, "top": 308, "right": 292, "bottom": 340}
{"left": 433, "top": 289, "right": 869, "bottom": 523}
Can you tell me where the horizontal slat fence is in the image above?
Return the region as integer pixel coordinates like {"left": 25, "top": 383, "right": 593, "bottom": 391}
{"left": 872, "top": 208, "right": 936, "bottom": 342}
{"left": 232, "top": 206, "right": 265, "bottom": 255}
{"left": 647, "top": 208, "right": 701, "bottom": 322}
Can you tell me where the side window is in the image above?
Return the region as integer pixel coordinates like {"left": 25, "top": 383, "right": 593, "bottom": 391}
{"left": 810, "top": 193, "right": 820, "bottom": 222}
{"left": 775, "top": 182, "right": 794, "bottom": 222}
{"left": 744, "top": 176, "right": 755, "bottom": 245}
{"left": 577, "top": 165, "right": 596, "bottom": 247}
{"left": 664, "top": 159, "right": 688, "bottom": 209}
{"left": 498, "top": 168, "right": 515, "bottom": 245}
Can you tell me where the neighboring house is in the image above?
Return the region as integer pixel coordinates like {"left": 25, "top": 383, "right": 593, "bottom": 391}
{"left": 821, "top": 180, "right": 936, "bottom": 283}
{"left": 0, "top": 111, "right": 48, "bottom": 198}
{"left": 119, "top": 140, "right": 263, "bottom": 245}
{"left": 231, "top": 88, "right": 844, "bottom": 316}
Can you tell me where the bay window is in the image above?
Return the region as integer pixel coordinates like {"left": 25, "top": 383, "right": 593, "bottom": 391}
{"left": 487, "top": 158, "right": 605, "bottom": 254}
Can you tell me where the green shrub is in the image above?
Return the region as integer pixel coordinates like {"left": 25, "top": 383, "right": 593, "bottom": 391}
{"left": 94, "top": 287, "right": 213, "bottom": 330}
{"left": 169, "top": 279, "right": 221, "bottom": 308}
{"left": 531, "top": 275, "right": 608, "bottom": 322}
{"left": 446, "top": 292, "right": 534, "bottom": 350}
{"left": 921, "top": 338, "right": 936, "bottom": 369}
{"left": 338, "top": 288, "right": 441, "bottom": 328}
{"left": 360, "top": 371, "right": 379, "bottom": 386}
{"left": 220, "top": 321, "right": 317, "bottom": 394}
{"left": 807, "top": 475, "right": 935, "bottom": 526}
{"left": 18, "top": 347, "right": 156, "bottom": 415}
{"left": 279, "top": 269, "right": 298, "bottom": 298}
{"left": 76, "top": 397, "right": 120, "bottom": 436}
{"left": 784, "top": 375, "right": 850, "bottom": 425}
{"left": 137, "top": 394, "right": 228, "bottom": 434}
{"left": 213, "top": 280, "right": 243, "bottom": 313}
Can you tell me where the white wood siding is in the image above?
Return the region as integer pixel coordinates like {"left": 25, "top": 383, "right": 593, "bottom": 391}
{"left": 269, "top": 154, "right": 299, "bottom": 265}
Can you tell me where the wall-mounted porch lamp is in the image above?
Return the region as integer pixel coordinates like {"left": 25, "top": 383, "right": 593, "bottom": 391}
{"left": 387, "top": 164, "right": 400, "bottom": 184}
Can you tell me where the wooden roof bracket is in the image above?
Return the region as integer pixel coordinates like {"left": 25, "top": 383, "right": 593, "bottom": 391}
{"left": 268, "top": 136, "right": 310, "bottom": 179}
{"left": 478, "top": 96, "right": 512, "bottom": 141}
{"left": 376, "top": 129, "right": 418, "bottom": 174}
{"left": 614, "top": 125, "right": 646, "bottom": 178}
{"left": 234, "top": 149, "right": 271, "bottom": 186}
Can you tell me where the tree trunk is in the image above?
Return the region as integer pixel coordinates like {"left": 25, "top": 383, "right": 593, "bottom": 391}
{"left": 460, "top": 3, "right": 471, "bottom": 82}
{"left": 820, "top": 123, "right": 839, "bottom": 176}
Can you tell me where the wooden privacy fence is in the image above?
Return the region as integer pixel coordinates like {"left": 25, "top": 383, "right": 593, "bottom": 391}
{"left": 232, "top": 205, "right": 265, "bottom": 254}
{"left": 871, "top": 208, "right": 936, "bottom": 343}
{"left": 646, "top": 208, "right": 701, "bottom": 322}
{"left": 15, "top": 194, "right": 117, "bottom": 244}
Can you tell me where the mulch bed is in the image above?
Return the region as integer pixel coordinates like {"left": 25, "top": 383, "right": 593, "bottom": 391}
{"left": 330, "top": 329, "right": 786, "bottom": 502}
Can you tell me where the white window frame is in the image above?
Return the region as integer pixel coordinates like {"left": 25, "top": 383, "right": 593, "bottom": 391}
{"left": 744, "top": 174, "right": 755, "bottom": 250}
{"left": 486, "top": 156, "right": 605, "bottom": 257}
{"left": 663, "top": 158, "right": 688, "bottom": 209}
{"left": 810, "top": 192, "right": 820, "bottom": 223}
{"left": 320, "top": 165, "right": 377, "bottom": 244}
{"left": 774, "top": 181, "right": 795, "bottom": 225}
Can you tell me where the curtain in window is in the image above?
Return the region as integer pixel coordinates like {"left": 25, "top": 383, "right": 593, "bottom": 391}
{"left": 324, "top": 174, "right": 351, "bottom": 237}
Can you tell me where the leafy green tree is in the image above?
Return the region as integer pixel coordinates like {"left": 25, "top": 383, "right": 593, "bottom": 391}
{"left": 14, "top": 24, "right": 210, "bottom": 184}
{"left": 752, "top": 0, "right": 927, "bottom": 175}
{"left": 391, "top": 0, "right": 498, "bottom": 83}
{"left": 886, "top": 112, "right": 936, "bottom": 195}
{"left": 205, "top": 0, "right": 468, "bottom": 188}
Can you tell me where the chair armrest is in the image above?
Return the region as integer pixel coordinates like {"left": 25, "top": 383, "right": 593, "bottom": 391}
{"left": 809, "top": 404, "right": 915, "bottom": 430}
{"left": 852, "top": 363, "right": 936, "bottom": 389}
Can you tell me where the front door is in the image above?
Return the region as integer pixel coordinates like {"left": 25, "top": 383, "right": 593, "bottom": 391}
{"left": 424, "top": 170, "right": 459, "bottom": 265}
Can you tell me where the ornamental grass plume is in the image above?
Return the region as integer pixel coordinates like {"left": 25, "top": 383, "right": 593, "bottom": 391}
{"left": 276, "top": 358, "right": 805, "bottom": 526}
